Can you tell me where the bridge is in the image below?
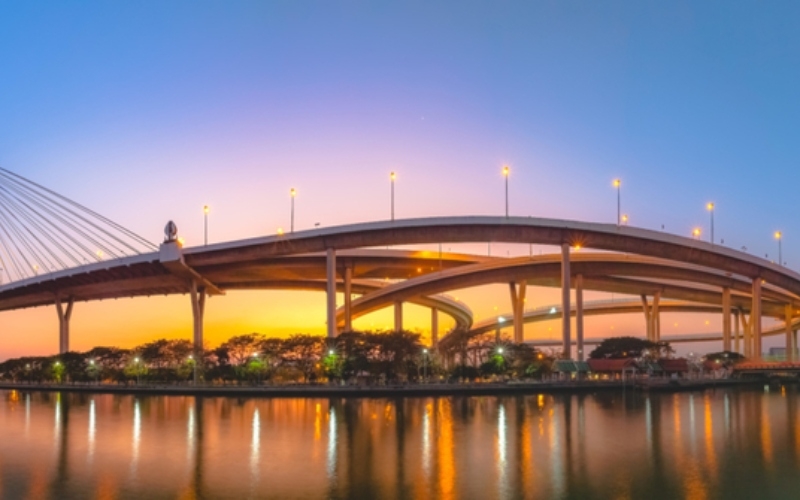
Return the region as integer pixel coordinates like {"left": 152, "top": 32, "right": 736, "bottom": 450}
{"left": 0, "top": 169, "right": 799, "bottom": 374}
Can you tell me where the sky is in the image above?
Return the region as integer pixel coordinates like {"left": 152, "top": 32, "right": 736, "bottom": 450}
{"left": 0, "top": 1, "right": 799, "bottom": 359}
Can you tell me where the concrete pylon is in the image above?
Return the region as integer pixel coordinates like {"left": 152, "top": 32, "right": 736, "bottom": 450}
{"left": 326, "top": 248, "right": 337, "bottom": 338}
{"left": 786, "top": 305, "right": 795, "bottom": 362}
{"left": 508, "top": 281, "right": 527, "bottom": 343}
{"left": 55, "top": 296, "right": 74, "bottom": 354}
{"left": 190, "top": 281, "right": 206, "bottom": 385}
{"left": 722, "top": 287, "right": 732, "bottom": 352}
{"left": 576, "top": 274, "right": 585, "bottom": 361}
{"left": 343, "top": 265, "right": 353, "bottom": 332}
{"left": 752, "top": 278, "right": 762, "bottom": 359}
{"left": 394, "top": 301, "right": 403, "bottom": 332}
{"left": 561, "top": 243, "right": 571, "bottom": 359}
{"left": 431, "top": 307, "right": 439, "bottom": 347}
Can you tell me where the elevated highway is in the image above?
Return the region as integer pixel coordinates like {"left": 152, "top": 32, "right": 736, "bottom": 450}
{"left": 1, "top": 216, "right": 798, "bottom": 361}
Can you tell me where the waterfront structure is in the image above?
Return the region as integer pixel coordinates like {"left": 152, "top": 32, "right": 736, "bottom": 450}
{"left": 0, "top": 170, "right": 798, "bottom": 363}
{"left": 0, "top": 215, "right": 799, "bottom": 364}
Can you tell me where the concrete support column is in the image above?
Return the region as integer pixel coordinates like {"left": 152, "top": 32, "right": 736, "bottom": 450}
{"left": 55, "top": 296, "right": 74, "bottom": 355}
{"left": 190, "top": 282, "right": 206, "bottom": 385}
{"left": 740, "top": 309, "right": 751, "bottom": 358}
{"left": 431, "top": 308, "right": 439, "bottom": 347}
{"left": 734, "top": 311, "right": 741, "bottom": 354}
{"left": 326, "top": 248, "right": 337, "bottom": 338}
{"left": 561, "top": 243, "right": 571, "bottom": 359}
{"left": 722, "top": 287, "right": 732, "bottom": 352}
{"left": 576, "top": 274, "right": 585, "bottom": 361}
{"left": 651, "top": 292, "right": 661, "bottom": 342}
{"left": 640, "top": 295, "right": 652, "bottom": 341}
{"left": 786, "top": 305, "right": 794, "bottom": 362}
{"left": 343, "top": 265, "right": 353, "bottom": 332}
{"left": 509, "top": 281, "right": 527, "bottom": 343}
{"left": 394, "top": 301, "right": 403, "bottom": 332}
{"left": 752, "top": 278, "right": 762, "bottom": 359}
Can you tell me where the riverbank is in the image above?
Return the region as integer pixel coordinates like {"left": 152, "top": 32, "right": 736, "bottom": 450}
{"left": 0, "top": 378, "right": 767, "bottom": 398}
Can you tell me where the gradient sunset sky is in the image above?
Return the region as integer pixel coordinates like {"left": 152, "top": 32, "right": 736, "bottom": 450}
{"left": 1, "top": 1, "right": 799, "bottom": 359}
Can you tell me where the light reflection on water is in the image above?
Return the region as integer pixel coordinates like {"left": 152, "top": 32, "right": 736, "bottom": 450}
{"left": 3, "top": 388, "right": 800, "bottom": 498}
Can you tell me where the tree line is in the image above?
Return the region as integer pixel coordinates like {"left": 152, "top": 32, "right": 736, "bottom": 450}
{"left": 0, "top": 329, "right": 555, "bottom": 385}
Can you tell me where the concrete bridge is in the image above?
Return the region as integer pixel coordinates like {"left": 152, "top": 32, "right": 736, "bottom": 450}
{"left": 1, "top": 215, "right": 799, "bottom": 370}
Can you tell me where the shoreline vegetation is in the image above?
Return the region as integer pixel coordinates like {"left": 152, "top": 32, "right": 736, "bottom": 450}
{"left": 0, "top": 378, "right": 763, "bottom": 398}
{"left": 0, "top": 331, "right": 747, "bottom": 395}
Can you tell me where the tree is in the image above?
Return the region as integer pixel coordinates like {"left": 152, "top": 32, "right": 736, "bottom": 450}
{"left": 589, "top": 337, "right": 673, "bottom": 360}
{"left": 280, "top": 334, "right": 324, "bottom": 382}
{"left": 220, "top": 334, "right": 265, "bottom": 366}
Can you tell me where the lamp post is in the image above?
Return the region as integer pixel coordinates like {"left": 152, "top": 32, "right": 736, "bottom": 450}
{"left": 188, "top": 354, "right": 197, "bottom": 385}
{"left": 290, "top": 188, "right": 296, "bottom": 233}
{"left": 707, "top": 202, "right": 715, "bottom": 245}
{"left": 621, "top": 214, "right": 629, "bottom": 226}
{"left": 203, "top": 205, "right": 209, "bottom": 246}
{"left": 692, "top": 228, "right": 701, "bottom": 240}
{"left": 503, "top": 165, "right": 510, "bottom": 218}
{"left": 390, "top": 172, "right": 396, "bottom": 221}
{"left": 422, "top": 348, "right": 428, "bottom": 382}
{"left": 775, "top": 231, "right": 783, "bottom": 265}
{"left": 134, "top": 357, "right": 141, "bottom": 385}
{"left": 613, "top": 179, "right": 621, "bottom": 226}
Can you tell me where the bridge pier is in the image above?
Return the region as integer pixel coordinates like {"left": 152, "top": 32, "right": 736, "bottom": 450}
{"left": 431, "top": 307, "right": 439, "bottom": 347}
{"left": 752, "top": 278, "right": 762, "bottom": 358}
{"left": 786, "top": 305, "right": 795, "bottom": 362}
{"left": 740, "top": 308, "right": 751, "bottom": 358}
{"left": 343, "top": 265, "right": 353, "bottom": 332}
{"left": 722, "top": 287, "right": 731, "bottom": 352}
{"left": 190, "top": 282, "right": 206, "bottom": 384}
{"left": 561, "top": 243, "right": 571, "bottom": 359}
{"left": 55, "top": 296, "right": 74, "bottom": 354}
{"left": 508, "top": 281, "right": 527, "bottom": 343}
{"left": 640, "top": 292, "right": 660, "bottom": 342}
{"left": 326, "top": 248, "right": 337, "bottom": 338}
{"left": 394, "top": 301, "right": 403, "bottom": 332}
{"left": 734, "top": 310, "right": 741, "bottom": 354}
{"left": 576, "top": 274, "right": 584, "bottom": 361}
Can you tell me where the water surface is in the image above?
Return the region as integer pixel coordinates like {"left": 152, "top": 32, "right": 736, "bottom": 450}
{"left": 1, "top": 387, "right": 799, "bottom": 499}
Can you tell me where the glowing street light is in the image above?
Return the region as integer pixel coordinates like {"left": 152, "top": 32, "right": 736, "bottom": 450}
{"left": 613, "top": 179, "right": 621, "bottom": 226}
{"left": 290, "top": 188, "right": 296, "bottom": 233}
{"left": 502, "top": 165, "right": 510, "bottom": 218}
{"left": 422, "top": 348, "right": 429, "bottom": 382}
{"left": 692, "top": 227, "right": 702, "bottom": 239}
{"left": 707, "top": 202, "right": 715, "bottom": 245}
{"left": 390, "top": 172, "right": 396, "bottom": 221}
{"left": 621, "top": 214, "right": 629, "bottom": 225}
{"left": 203, "top": 205, "right": 209, "bottom": 246}
{"left": 775, "top": 231, "right": 783, "bottom": 265}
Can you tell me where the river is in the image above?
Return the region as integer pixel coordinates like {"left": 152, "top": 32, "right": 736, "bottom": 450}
{"left": 1, "top": 387, "right": 799, "bottom": 499}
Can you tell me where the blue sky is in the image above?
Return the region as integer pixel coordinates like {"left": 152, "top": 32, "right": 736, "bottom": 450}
{"left": 0, "top": 1, "right": 798, "bottom": 355}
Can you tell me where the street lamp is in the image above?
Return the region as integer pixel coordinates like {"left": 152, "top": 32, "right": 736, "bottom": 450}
{"left": 188, "top": 354, "right": 197, "bottom": 385}
{"left": 134, "top": 357, "right": 141, "bottom": 385}
{"left": 775, "top": 231, "right": 783, "bottom": 265}
{"left": 422, "top": 348, "right": 428, "bottom": 382}
{"left": 692, "top": 228, "right": 701, "bottom": 239}
{"left": 621, "top": 214, "right": 629, "bottom": 226}
{"left": 290, "top": 188, "right": 296, "bottom": 233}
{"left": 203, "top": 205, "right": 209, "bottom": 246}
{"left": 502, "top": 165, "right": 510, "bottom": 218}
{"left": 707, "top": 202, "right": 715, "bottom": 245}
{"left": 390, "top": 172, "right": 396, "bottom": 221}
{"left": 613, "top": 179, "right": 621, "bottom": 226}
